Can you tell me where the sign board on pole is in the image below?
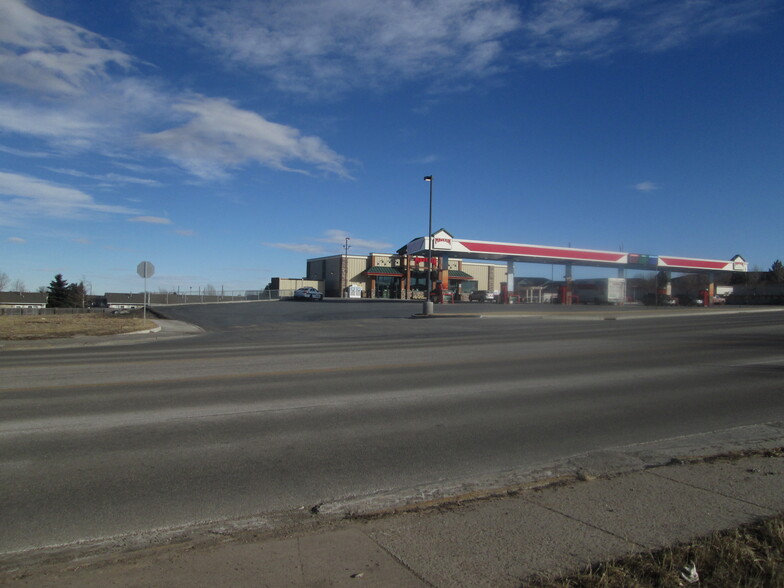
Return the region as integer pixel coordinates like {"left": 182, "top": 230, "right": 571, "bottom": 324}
{"left": 137, "top": 261, "right": 155, "bottom": 279}
{"left": 136, "top": 261, "right": 155, "bottom": 322}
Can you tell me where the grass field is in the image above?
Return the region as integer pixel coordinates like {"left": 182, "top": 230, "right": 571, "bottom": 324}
{"left": 0, "top": 313, "right": 157, "bottom": 340}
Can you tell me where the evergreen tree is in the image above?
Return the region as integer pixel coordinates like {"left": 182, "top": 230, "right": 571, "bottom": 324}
{"left": 47, "top": 274, "right": 82, "bottom": 307}
{"left": 67, "top": 281, "right": 86, "bottom": 307}
{"left": 768, "top": 260, "right": 784, "bottom": 283}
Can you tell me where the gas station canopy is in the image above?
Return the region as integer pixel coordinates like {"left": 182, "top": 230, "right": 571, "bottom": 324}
{"left": 402, "top": 230, "right": 747, "bottom": 274}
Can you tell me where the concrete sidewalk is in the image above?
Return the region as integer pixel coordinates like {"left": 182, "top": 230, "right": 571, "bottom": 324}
{"left": 3, "top": 426, "right": 782, "bottom": 587}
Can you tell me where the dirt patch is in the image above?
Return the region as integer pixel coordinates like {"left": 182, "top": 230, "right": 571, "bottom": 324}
{"left": 0, "top": 313, "right": 157, "bottom": 340}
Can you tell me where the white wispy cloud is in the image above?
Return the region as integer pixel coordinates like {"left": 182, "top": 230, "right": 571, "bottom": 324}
{"left": 0, "top": 144, "right": 51, "bottom": 158}
{"left": 48, "top": 168, "right": 162, "bottom": 187}
{"left": 633, "top": 181, "right": 658, "bottom": 192}
{"left": 264, "top": 230, "right": 392, "bottom": 256}
{"left": 140, "top": 97, "right": 350, "bottom": 179}
{"left": 175, "top": 229, "right": 197, "bottom": 236}
{"left": 148, "top": 0, "right": 521, "bottom": 95}
{"left": 129, "top": 216, "right": 172, "bottom": 224}
{"left": 151, "top": 0, "right": 773, "bottom": 93}
{"left": 517, "top": 0, "right": 774, "bottom": 67}
{"left": 263, "top": 242, "right": 327, "bottom": 254}
{"left": 317, "top": 229, "right": 392, "bottom": 251}
{"left": 0, "top": 103, "right": 103, "bottom": 141}
{"left": 0, "top": 0, "right": 134, "bottom": 95}
{"left": 0, "top": 2, "right": 351, "bottom": 182}
{"left": 7, "top": 236, "right": 26, "bottom": 243}
{"left": 0, "top": 171, "right": 139, "bottom": 222}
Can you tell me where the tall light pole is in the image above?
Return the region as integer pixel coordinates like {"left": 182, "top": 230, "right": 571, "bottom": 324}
{"left": 424, "top": 175, "right": 434, "bottom": 316}
{"left": 343, "top": 237, "right": 350, "bottom": 298}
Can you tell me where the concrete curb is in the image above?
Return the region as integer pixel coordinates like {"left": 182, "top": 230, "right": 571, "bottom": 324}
{"left": 318, "top": 421, "right": 784, "bottom": 518}
{"left": 120, "top": 324, "right": 162, "bottom": 335}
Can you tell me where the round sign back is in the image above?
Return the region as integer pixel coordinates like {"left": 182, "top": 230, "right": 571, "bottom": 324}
{"left": 137, "top": 261, "right": 155, "bottom": 279}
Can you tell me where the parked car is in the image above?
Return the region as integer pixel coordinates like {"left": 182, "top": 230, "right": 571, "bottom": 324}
{"left": 674, "top": 294, "right": 702, "bottom": 306}
{"left": 468, "top": 290, "right": 494, "bottom": 302}
{"left": 293, "top": 287, "right": 324, "bottom": 301}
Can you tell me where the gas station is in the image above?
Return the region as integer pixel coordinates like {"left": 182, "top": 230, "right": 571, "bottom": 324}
{"left": 402, "top": 229, "right": 748, "bottom": 307}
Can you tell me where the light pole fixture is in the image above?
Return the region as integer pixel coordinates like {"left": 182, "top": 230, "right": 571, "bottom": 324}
{"left": 343, "top": 237, "right": 350, "bottom": 298}
{"left": 423, "top": 175, "right": 434, "bottom": 315}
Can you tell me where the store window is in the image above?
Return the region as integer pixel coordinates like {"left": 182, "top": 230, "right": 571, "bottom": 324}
{"left": 375, "top": 276, "right": 401, "bottom": 298}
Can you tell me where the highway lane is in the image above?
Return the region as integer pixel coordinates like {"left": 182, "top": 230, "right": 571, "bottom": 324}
{"left": 1, "top": 309, "right": 783, "bottom": 554}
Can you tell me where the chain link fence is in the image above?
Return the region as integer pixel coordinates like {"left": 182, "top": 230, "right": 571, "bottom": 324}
{"left": 0, "top": 290, "right": 289, "bottom": 315}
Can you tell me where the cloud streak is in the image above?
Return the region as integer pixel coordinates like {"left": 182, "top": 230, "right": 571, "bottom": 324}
{"left": 0, "top": 171, "right": 139, "bottom": 222}
{"left": 149, "top": 0, "right": 774, "bottom": 94}
{"left": 517, "top": 0, "right": 774, "bottom": 67}
{"left": 633, "top": 181, "right": 658, "bottom": 192}
{"left": 141, "top": 97, "right": 350, "bottom": 179}
{"left": 264, "top": 230, "right": 393, "bottom": 257}
{"left": 129, "top": 216, "right": 172, "bottom": 224}
{"left": 263, "top": 242, "right": 327, "bottom": 254}
{"left": 0, "top": 0, "right": 134, "bottom": 95}
{"left": 317, "top": 229, "right": 392, "bottom": 251}
{"left": 48, "top": 168, "right": 163, "bottom": 187}
{"left": 148, "top": 0, "right": 521, "bottom": 95}
{"left": 0, "top": 1, "right": 351, "bottom": 181}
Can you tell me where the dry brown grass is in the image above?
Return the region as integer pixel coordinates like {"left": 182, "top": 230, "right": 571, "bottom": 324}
{"left": 0, "top": 313, "right": 157, "bottom": 340}
{"left": 526, "top": 515, "right": 784, "bottom": 588}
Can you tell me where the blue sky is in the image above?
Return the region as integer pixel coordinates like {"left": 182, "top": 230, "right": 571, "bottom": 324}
{"left": 1, "top": 0, "right": 782, "bottom": 294}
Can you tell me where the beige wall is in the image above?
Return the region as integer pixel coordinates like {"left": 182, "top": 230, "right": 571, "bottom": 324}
{"left": 347, "top": 257, "right": 368, "bottom": 284}
{"left": 276, "top": 278, "right": 323, "bottom": 292}
{"left": 462, "top": 262, "right": 508, "bottom": 292}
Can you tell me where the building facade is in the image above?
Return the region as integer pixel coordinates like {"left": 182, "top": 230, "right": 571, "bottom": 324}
{"left": 306, "top": 253, "right": 508, "bottom": 299}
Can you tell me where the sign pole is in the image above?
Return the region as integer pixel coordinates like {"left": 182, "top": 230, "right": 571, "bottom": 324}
{"left": 136, "top": 261, "right": 155, "bottom": 324}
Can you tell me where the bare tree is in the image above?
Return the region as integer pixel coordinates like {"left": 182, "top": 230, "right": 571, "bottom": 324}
{"left": 204, "top": 283, "right": 218, "bottom": 296}
{"left": 11, "top": 279, "right": 26, "bottom": 293}
{"left": 0, "top": 271, "right": 9, "bottom": 291}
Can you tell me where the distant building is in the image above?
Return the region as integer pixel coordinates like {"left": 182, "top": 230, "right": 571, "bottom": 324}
{"left": 0, "top": 291, "right": 47, "bottom": 309}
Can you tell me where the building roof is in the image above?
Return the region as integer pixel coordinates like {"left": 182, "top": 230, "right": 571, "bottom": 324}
{"left": 0, "top": 291, "right": 47, "bottom": 305}
{"left": 366, "top": 266, "right": 404, "bottom": 277}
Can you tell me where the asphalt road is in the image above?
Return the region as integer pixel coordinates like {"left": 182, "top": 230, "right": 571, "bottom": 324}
{"left": 2, "top": 303, "right": 783, "bottom": 554}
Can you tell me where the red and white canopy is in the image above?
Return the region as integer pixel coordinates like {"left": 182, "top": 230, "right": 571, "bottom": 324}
{"left": 403, "top": 230, "right": 747, "bottom": 274}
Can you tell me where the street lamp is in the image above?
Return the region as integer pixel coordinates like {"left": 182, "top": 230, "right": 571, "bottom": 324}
{"left": 423, "top": 175, "right": 434, "bottom": 316}
{"left": 343, "top": 237, "right": 350, "bottom": 298}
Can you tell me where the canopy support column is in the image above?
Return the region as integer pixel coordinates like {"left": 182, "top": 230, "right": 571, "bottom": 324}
{"left": 506, "top": 260, "right": 515, "bottom": 304}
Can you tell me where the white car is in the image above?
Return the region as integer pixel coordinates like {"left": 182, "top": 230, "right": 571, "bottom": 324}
{"left": 293, "top": 287, "right": 324, "bottom": 301}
